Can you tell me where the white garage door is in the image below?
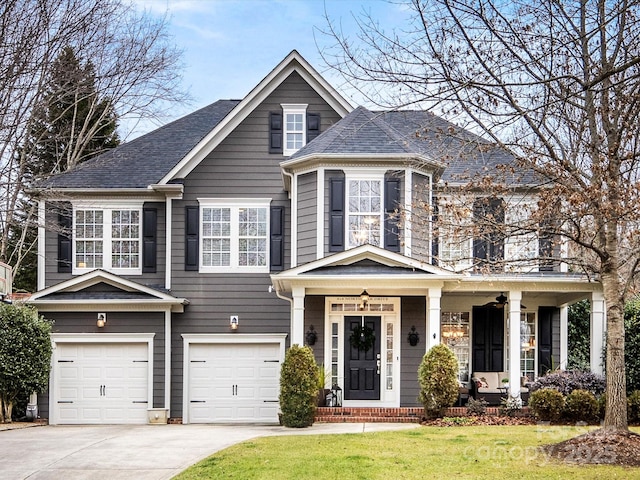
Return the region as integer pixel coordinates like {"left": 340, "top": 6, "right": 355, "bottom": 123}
{"left": 55, "top": 343, "right": 149, "bottom": 424}
{"left": 188, "top": 343, "right": 280, "bottom": 423}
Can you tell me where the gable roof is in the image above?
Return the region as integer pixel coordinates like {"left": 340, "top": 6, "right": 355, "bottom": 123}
{"left": 271, "top": 244, "right": 460, "bottom": 293}
{"left": 29, "top": 269, "right": 189, "bottom": 312}
{"left": 38, "top": 50, "right": 352, "bottom": 191}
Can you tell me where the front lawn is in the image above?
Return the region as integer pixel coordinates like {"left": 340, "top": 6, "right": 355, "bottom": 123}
{"left": 174, "top": 425, "right": 640, "bottom": 479}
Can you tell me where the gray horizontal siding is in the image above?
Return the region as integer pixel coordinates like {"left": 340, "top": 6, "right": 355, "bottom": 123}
{"left": 411, "top": 173, "right": 430, "bottom": 262}
{"left": 38, "top": 310, "right": 165, "bottom": 420}
{"left": 305, "top": 296, "right": 325, "bottom": 364}
{"left": 297, "top": 171, "right": 318, "bottom": 265}
{"left": 400, "top": 296, "right": 426, "bottom": 407}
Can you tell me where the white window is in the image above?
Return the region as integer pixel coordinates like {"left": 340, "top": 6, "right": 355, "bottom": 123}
{"left": 199, "top": 199, "right": 270, "bottom": 272}
{"left": 282, "top": 104, "right": 307, "bottom": 156}
{"left": 73, "top": 205, "right": 141, "bottom": 274}
{"left": 438, "top": 201, "right": 472, "bottom": 270}
{"left": 504, "top": 201, "right": 538, "bottom": 272}
{"left": 347, "top": 176, "right": 383, "bottom": 248}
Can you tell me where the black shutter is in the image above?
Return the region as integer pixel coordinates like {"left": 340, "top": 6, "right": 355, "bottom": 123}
{"left": 270, "top": 205, "right": 284, "bottom": 271}
{"left": 269, "top": 112, "right": 283, "bottom": 154}
{"left": 329, "top": 176, "right": 345, "bottom": 252}
{"left": 185, "top": 206, "right": 199, "bottom": 271}
{"left": 384, "top": 176, "right": 400, "bottom": 252}
{"left": 58, "top": 210, "right": 72, "bottom": 273}
{"left": 538, "top": 307, "right": 556, "bottom": 375}
{"left": 306, "top": 113, "right": 320, "bottom": 142}
{"left": 142, "top": 207, "right": 157, "bottom": 273}
{"left": 473, "top": 197, "right": 504, "bottom": 271}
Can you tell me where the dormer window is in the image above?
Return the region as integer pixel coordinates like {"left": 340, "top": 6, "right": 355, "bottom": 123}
{"left": 282, "top": 104, "right": 307, "bottom": 156}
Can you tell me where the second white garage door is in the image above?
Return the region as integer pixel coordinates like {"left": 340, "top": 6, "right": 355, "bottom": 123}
{"left": 187, "top": 342, "right": 281, "bottom": 423}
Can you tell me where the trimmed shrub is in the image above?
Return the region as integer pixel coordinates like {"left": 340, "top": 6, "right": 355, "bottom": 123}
{"left": 529, "top": 370, "right": 605, "bottom": 396}
{"left": 563, "top": 389, "right": 598, "bottom": 423}
{"left": 279, "top": 345, "right": 317, "bottom": 428}
{"left": 625, "top": 301, "right": 640, "bottom": 393}
{"left": 528, "top": 388, "right": 564, "bottom": 422}
{"left": 418, "top": 344, "right": 459, "bottom": 418}
{"left": 628, "top": 390, "right": 640, "bottom": 424}
{"left": 466, "top": 397, "right": 488, "bottom": 416}
{"left": 597, "top": 393, "right": 607, "bottom": 420}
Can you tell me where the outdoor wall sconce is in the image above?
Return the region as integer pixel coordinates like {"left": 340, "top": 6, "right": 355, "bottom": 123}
{"left": 359, "top": 289, "right": 370, "bottom": 310}
{"left": 96, "top": 313, "right": 106, "bottom": 328}
{"left": 305, "top": 325, "right": 317, "bottom": 346}
{"left": 329, "top": 384, "right": 343, "bottom": 407}
{"left": 230, "top": 315, "right": 239, "bottom": 331}
{"left": 407, "top": 326, "right": 420, "bottom": 346}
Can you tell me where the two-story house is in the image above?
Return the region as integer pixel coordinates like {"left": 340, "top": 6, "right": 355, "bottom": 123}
{"left": 29, "top": 51, "right": 605, "bottom": 425}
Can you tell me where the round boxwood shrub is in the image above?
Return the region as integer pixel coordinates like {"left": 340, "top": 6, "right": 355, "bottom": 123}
{"left": 563, "top": 389, "right": 598, "bottom": 423}
{"left": 279, "top": 345, "right": 317, "bottom": 428}
{"left": 528, "top": 387, "right": 565, "bottom": 422}
{"left": 418, "top": 344, "right": 459, "bottom": 418}
{"left": 628, "top": 390, "right": 640, "bottom": 424}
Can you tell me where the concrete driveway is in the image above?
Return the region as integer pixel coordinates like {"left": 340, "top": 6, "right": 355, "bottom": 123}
{"left": 0, "top": 422, "right": 419, "bottom": 480}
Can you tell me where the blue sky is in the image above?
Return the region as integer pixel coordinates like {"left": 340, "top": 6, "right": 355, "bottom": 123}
{"left": 129, "top": 0, "right": 411, "bottom": 137}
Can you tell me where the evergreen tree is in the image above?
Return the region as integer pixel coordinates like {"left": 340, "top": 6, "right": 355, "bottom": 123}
{"left": 9, "top": 46, "right": 120, "bottom": 291}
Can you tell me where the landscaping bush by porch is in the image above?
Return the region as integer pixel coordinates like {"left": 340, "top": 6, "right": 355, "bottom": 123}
{"left": 279, "top": 345, "right": 317, "bottom": 428}
{"left": 528, "top": 388, "right": 564, "bottom": 422}
{"left": 418, "top": 344, "right": 459, "bottom": 418}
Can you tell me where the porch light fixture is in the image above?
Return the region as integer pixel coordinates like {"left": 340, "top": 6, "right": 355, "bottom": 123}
{"left": 305, "top": 325, "right": 318, "bottom": 346}
{"left": 360, "top": 289, "right": 370, "bottom": 310}
{"left": 96, "top": 313, "right": 106, "bottom": 328}
{"left": 230, "top": 315, "right": 239, "bottom": 331}
{"left": 407, "top": 326, "right": 420, "bottom": 346}
{"left": 330, "top": 383, "right": 343, "bottom": 407}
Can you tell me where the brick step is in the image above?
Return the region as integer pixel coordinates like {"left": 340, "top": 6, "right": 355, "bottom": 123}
{"left": 315, "top": 415, "right": 421, "bottom": 423}
{"left": 315, "top": 407, "right": 424, "bottom": 423}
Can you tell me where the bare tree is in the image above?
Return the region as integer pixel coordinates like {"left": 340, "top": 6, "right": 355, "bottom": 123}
{"left": 0, "top": 0, "right": 187, "bottom": 285}
{"left": 320, "top": 0, "right": 640, "bottom": 438}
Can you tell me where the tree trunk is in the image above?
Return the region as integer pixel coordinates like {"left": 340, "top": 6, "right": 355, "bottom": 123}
{"left": 601, "top": 274, "right": 628, "bottom": 431}
{"left": 0, "top": 395, "right": 13, "bottom": 424}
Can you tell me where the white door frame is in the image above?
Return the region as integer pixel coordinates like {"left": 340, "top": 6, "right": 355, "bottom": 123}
{"left": 49, "top": 333, "right": 155, "bottom": 425}
{"left": 324, "top": 297, "right": 401, "bottom": 407}
{"left": 181, "top": 333, "right": 287, "bottom": 424}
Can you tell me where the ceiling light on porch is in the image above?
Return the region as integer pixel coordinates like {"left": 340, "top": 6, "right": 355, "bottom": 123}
{"left": 360, "top": 290, "right": 370, "bottom": 310}
{"left": 96, "top": 313, "right": 106, "bottom": 328}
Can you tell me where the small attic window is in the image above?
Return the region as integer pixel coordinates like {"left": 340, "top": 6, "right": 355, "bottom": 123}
{"left": 281, "top": 104, "right": 307, "bottom": 155}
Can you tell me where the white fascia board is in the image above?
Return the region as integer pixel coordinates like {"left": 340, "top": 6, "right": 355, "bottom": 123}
{"left": 29, "top": 269, "right": 186, "bottom": 303}
{"left": 30, "top": 299, "right": 187, "bottom": 313}
{"left": 280, "top": 153, "right": 445, "bottom": 172}
{"left": 159, "top": 52, "right": 352, "bottom": 184}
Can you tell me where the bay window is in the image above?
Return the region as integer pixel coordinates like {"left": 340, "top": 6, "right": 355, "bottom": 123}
{"left": 347, "top": 177, "right": 383, "bottom": 248}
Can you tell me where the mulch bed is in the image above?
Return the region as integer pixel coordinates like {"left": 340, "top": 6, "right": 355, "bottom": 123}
{"left": 542, "top": 429, "right": 640, "bottom": 466}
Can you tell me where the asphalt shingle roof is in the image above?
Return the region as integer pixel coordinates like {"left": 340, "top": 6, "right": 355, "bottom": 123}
{"left": 40, "top": 99, "right": 240, "bottom": 189}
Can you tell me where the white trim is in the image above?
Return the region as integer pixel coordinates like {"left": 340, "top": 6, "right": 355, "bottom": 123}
{"left": 291, "top": 173, "right": 298, "bottom": 267}
{"left": 164, "top": 311, "right": 171, "bottom": 412}
{"left": 560, "top": 305, "right": 568, "bottom": 370}
{"left": 72, "top": 204, "right": 144, "bottom": 276}
{"left": 198, "top": 198, "right": 271, "bottom": 273}
{"left": 181, "top": 333, "right": 287, "bottom": 424}
{"left": 49, "top": 333, "right": 155, "bottom": 425}
{"left": 316, "top": 168, "right": 325, "bottom": 260}
{"left": 404, "top": 170, "right": 412, "bottom": 257}
{"left": 38, "top": 200, "right": 45, "bottom": 291}
{"left": 281, "top": 103, "right": 307, "bottom": 156}
{"left": 165, "top": 196, "right": 173, "bottom": 290}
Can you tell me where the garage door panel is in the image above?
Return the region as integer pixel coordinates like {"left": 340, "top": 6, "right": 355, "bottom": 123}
{"left": 188, "top": 343, "right": 281, "bottom": 423}
{"left": 55, "top": 343, "right": 149, "bottom": 424}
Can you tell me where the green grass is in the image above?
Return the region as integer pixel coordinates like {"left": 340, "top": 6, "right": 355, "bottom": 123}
{"left": 173, "top": 425, "right": 640, "bottom": 479}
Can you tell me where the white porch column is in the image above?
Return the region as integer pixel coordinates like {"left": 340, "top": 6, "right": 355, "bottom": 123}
{"left": 590, "top": 291, "right": 606, "bottom": 375}
{"left": 560, "top": 305, "right": 569, "bottom": 370}
{"left": 508, "top": 291, "right": 522, "bottom": 400}
{"left": 427, "top": 287, "right": 442, "bottom": 350}
{"left": 291, "top": 287, "right": 305, "bottom": 346}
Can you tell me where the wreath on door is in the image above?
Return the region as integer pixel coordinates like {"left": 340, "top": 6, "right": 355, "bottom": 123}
{"left": 349, "top": 324, "right": 375, "bottom": 352}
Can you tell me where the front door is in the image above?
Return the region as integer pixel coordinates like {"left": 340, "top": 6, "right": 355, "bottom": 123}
{"left": 472, "top": 306, "right": 504, "bottom": 372}
{"left": 344, "top": 316, "right": 381, "bottom": 400}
